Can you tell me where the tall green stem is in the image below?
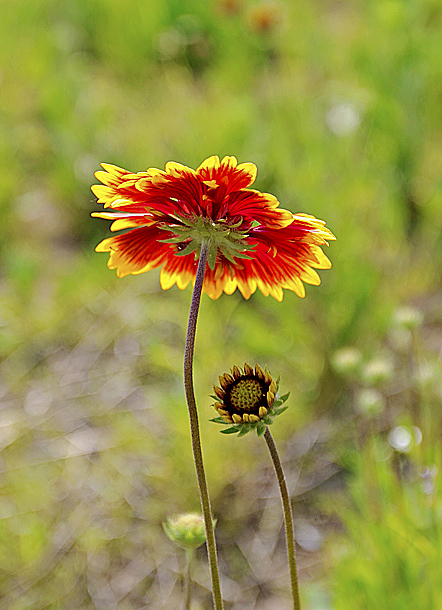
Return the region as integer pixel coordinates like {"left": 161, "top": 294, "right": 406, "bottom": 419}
{"left": 264, "top": 427, "right": 301, "bottom": 610}
{"left": 183, "top": 239, "right": 224, "bottom": 610}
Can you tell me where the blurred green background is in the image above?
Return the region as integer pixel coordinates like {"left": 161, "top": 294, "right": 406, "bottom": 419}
{"left": 1, "top": 0, "right": 442, "bottom": 608}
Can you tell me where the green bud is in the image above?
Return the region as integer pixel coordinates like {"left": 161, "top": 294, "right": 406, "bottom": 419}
{"left": 330, "top": 347, "right": 362, "bottom": 377}
{"left": 393, "top": 306, "right": 424, "bottom": 331}
{"left": 163, "top": 513, "right": 207, "bottom": 550}
{"left": 355, "top": 388, "right": 385, "bottom": 416}
{"left": 361, "top": 357, "right": 394, "bottom": 386}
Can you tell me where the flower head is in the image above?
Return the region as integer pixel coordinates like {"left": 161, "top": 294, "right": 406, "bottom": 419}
{"left": 211, "top": 363, "right": 289, "bottom": 437}
{"left": 92, "top": 156, "right": 335, "bottom": 301}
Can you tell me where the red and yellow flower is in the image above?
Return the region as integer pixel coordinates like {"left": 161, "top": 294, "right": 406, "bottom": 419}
{"left": 91, "top": 155, "right": 335, "bottom": 301}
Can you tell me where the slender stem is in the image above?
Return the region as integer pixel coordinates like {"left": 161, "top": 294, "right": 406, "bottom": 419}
{"left": 183, "top": 548, "right": 193, "bottom": 610}
{"left": 183, "top": 239, "right": 224, "bottom": 610}
{"left": 264, "top": 427, "right": 301, "bottom": 610}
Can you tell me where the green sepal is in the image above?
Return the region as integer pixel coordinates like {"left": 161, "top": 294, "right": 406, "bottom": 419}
{"left": 223, "top": 218, "right": 243, "bottom": 229}
{"left": 172, "top": 214, "right": 197, "bottom": 227}
{"left": 175, "top": 241, "right": 198, "bottom": 257}
{"left": 257, "top": 423, "right": 266, "bottom": 436}
{"left": 220, "top": 248, "right": 238, "bottom": 264}
{"left": 279, "top": 392, "right": 290, "bottom": 403}
{"left": 227, "top": 232, "right": 245, "bottom": 241}
{"left": 158, "top": 224, "right": 190, "bottom": 235}
{"left": 236, "top": 427, "right": 251, "bottom": 437}
{"left": 230, "top": 250, "right": 254, "bottom": 260}
{"left": 220, "top": 427, "right": 239, "bottom": 435}
{"left": 157, "top": 224, "right": 180, "bottom": 233}
{"left": 158, "top": 236, "right": 183, "bottom": 244}
{"left": 273, "top": 405, "right": 289, "bottom": 416}
{"left": 209, "top": 417, "right": 227, "bottom": 424}
{"left": 207, "top": 241, "right": 218, "bottom": 270}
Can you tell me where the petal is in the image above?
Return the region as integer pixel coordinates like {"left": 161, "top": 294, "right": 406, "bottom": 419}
{"left": 196, "top": 155, "right": 221, "bottom": 177}
{"left": 91, "top": 164, "right": 154, "bottom": 210}
{"left": 92, "top": 161, "right": 205, "bottom": 218}
{"left": 224, "top": 190, "right": 293, "bottom": 228}
{"left": 95, "top": 163, "right": 133, "bottom": 186}
{"left": 201, "top": 215, "right": 334, "bottom": 300}
{"left": 196, "top": 155, "right": 257, "bottom": 190}
{"left": 91, "top": 211, "right": 155, "bottom": 232}
{"left": 165, "top": 161, "right": 198, "bottom": 179}
{"left": 94, "top": 225, "right": 174, "bottom": 278}
{"left": 150, "top": 174, "right": 204, "bottom": 217}
{"left": 108, "top": 216, "right": 155, "bottom": 232}
{"left": 160, "top": 253, "right": 197, "bottom": 292}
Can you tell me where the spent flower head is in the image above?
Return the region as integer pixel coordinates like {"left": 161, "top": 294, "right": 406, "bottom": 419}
{"left": 91, "top": 156, "right": 335, "bottom": 301}
{"left": 211, "top": 363, "right": 289, "bottom": 437}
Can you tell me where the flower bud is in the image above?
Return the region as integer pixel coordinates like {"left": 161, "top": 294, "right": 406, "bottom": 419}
{"left": 163, "top": 513, "right": 207, "bottom": 550}
{"left": 210, "top": 363, "right": 289, "bottom": 436}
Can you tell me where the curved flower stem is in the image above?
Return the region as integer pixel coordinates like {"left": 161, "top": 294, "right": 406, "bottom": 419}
{"left": 183, "top": 239, "right": 224, "bottom": 610}
{"left": 264, "top": 427, "right": 301, "bottom": 610}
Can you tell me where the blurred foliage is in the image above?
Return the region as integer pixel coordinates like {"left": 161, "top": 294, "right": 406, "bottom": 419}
{"left": 328, "top": 308, "right": 442, "bottom": 609}
{"left": 1, "top": 0, "right": 442, "bottom": 608}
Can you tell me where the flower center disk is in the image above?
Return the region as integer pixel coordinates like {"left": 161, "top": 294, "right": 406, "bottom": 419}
{"left": 229, "top": 378, "right": 264, "bottom": 412}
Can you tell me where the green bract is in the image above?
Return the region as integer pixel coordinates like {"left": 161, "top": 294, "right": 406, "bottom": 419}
{"left": 159, "top": 214, "right": 255, "bottom": 270}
